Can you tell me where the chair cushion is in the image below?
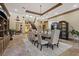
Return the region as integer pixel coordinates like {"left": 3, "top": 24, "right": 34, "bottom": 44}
{"left": 41, "top": 40, "right": 48, "bottom": 44}
{"left": 34, "top": 37, "right": 38, "bottom": 41}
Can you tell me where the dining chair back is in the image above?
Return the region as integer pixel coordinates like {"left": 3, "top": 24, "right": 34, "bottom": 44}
{"left": 52, "top": 29, "right": 60, "bottom": 44}
{"left": 48, "top": 30, "right": 54, "bottom": 43}
{"left": 37, "top": 32, "right": 42, "bottom": 44}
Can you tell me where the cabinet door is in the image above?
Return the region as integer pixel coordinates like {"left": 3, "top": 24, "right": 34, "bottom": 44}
{"left": 0, "top": 38, "right": 3, "bottom": 56}
{"left": 3, "top": 35, "right": 10, "bottom": 50}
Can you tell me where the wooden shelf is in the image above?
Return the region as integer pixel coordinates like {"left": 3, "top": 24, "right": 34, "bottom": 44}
{"left": 0, "top": 37, "right": 3, "bottom": 40}
{"left": 59, "top": 21, "right": 69, "bottom": 40}
{"left": 0, "top": 10, "right": 10, "bottom": 55}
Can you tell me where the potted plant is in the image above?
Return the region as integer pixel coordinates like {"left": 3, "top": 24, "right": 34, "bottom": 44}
{"left": 70, "top": 29, "right": 76, "bottom": 35}
{"left": 70, "top": 29, "right": 79, "bottom": 40}
{"left": 76, "top": 31, "right": 79, "bottom": 37}
{"left": 9, "top": 29, "right": 15, "bottom": 40}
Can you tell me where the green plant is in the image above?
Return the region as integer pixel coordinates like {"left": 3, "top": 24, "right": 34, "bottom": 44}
{"left": 9, "top": 29, "right": 15, "bottom": 40}
{"left": 71, "top": 29, "right": 79, "bottom": 36}
{"left": 9, "top": 29, "right": 16, "bottom": 35}
{"left": 70, "top": 29, "right": 76, "bottom": 35}
{"left": 75, "top": 31, "right": 79, "bottom": 36}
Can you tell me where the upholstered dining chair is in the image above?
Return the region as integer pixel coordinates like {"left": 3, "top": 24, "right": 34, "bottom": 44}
{"left": 37, "top": 32, "right": 48, "bottom": 51}
{"left": 28, "top": 30, "right": 34, "bottom": 43}
{"left": 48, "top": 29, "right": 60, "bottom": 50}
{"left": 32, "top": 29, "right": 38, "bottom": 45}
{"left": 28, "top": 29, "right": 36, "bottom": 43}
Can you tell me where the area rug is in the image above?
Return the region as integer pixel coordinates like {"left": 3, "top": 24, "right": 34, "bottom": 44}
{"left": 23, "top": 39, "right": 72, "bottom": 56}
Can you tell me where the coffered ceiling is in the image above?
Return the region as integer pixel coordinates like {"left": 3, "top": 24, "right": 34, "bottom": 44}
{"left": 5, "top": 3, "right": 57, "bottom": 14}
{"left": 5, "top": 3, "right": 79, "bottom": 19}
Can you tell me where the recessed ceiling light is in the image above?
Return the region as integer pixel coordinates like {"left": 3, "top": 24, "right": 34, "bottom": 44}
{"left": 26, "top": 15, "right": 29, "bottom": 17}
{"left": 30, "top": 15, "right": 33, "bottom": 18}
{"left": 42, "top": 17, "right": 45, "bottom": 19}
{"left": 36, "top": 17, "right": 39, "bottom": 20}
{"left": 14, "top": 9, "right": 18, "bottom": 12}
{"left": 73, "top": 4, "right": 78, "bottom": 8}
{"left": 36, "top": 18, "right": 38, "bottom": 19}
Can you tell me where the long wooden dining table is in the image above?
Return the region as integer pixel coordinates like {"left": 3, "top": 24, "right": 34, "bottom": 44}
{"left": 41, "top": 34, "right": 51, "bottom": 40}
{"left": 34, "top": 33, "right": 51, "bottom": 40}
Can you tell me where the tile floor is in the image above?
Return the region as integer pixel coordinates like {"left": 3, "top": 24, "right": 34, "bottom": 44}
{"left": 60, "top": 39, "right": 79, "bottom": 56}
{"left": 2, "top": 34, "right": 79, "bottom": 56}
{"left": 2, "top": 34, "right": 29, "bottom": 56}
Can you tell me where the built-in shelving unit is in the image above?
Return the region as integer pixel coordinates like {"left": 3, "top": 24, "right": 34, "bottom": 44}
{"left": 59, "top": 21, "right": 69, "bottom": 40}
{"left": 0, "top": 10, "right": 10, "bottom": 55}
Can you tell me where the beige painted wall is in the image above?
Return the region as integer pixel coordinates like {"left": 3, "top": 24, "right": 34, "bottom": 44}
{"left": 48, "top": 10, "right": 79, "bottom": 39}
{"left": 9, "top": 10, "right": 79, "bottom": 35}
{"left": 49, "top": 10, "right": 79, "bottom": 31}
{"left": 9, "top": 13, "right": 26, "bottom": 33}
{"left": 9, "top": 12, "right": 35, "bottom": 33}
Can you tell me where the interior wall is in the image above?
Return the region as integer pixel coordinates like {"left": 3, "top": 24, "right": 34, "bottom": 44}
{"left": 9, "top": 12, "right": 35, "bottom": 33}
{"left": 9, "top": 12, "right": 26, "bottom": 33}
{"left": 9, "top": 13, "right": 16, "bottom": 30}
{"left": 48, "top": 10, "right": 79, "bottom": 39}
{"left": 49, "top": 10, "right": 79, "bottom": 31}
{"left": 9, "top": 9, "right": 79, "bottom": 34}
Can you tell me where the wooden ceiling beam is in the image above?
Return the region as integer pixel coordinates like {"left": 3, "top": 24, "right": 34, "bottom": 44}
{"left": 42, "top": 3, "right": 62, "bottom": 15}
{"left": 47, "top": 8, "right": 79, "bottom": 19}
{"left": 26, "top": 10, "right": 42, "bottom": 15}
{"left": 25, "top": 3, "right": 62, "bottom": 16}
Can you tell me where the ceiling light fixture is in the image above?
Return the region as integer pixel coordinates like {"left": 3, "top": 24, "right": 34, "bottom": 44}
{"left": 42, "top": 17, "right": 45, "bottom": 19}
{"left": 40, "top": 5, "right": 42, "bottom": 21}
{"left": 26, "top": 15, "right": 29, "bottom": 17}
{"left": 36, "top": 17, "right": 39, "bottom": 20}
{"left": 73, "top": 4, "right": 78, "bottom": 8}
{"left": 30, "top": 15, "right": 33, "bottom": 18}
{"left": 14, "top": 9, "right": 18, "bottom": 12}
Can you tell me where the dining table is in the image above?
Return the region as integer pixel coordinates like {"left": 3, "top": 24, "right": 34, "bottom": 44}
{"left": 41, "top": 33, "right": 51, "bottom": 40}
{"left": 34, "top": 30, "right": 51, "bottom": 39}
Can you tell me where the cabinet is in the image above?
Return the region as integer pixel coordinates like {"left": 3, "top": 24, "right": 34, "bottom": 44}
{"left": 0, "top": 37, "right": 3, "bottom": 55}
{"left": 0, "top": 10, "right": 10, "bottom": 55}
{"left": 59, "top": 21, "right": 69, "bottom": 39}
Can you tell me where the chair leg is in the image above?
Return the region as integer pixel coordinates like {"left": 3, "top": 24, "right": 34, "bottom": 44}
{"left": 40, "top": 45, "right": 42, "bottom": 51}
{"left": 35, "top": 41, "right": 38, "bottom": 46}
{"left": 57, "top": 43, "right": 59, "bottom": 48}
{"left": 47, "top": 44, "right": 49, "bottom": 48}
{"left": 37, "top": 43, "right": 39, "bottom": 48}
{"left": 52, "top": 45, "right": 53, "bottom": 50}
{"left": 32, "top": 40, "right": 34, "bottom": 44}
{"left": 34, "top": 41, "right": 36, "bottom": 45}
{"left": 32, "top": 41, "right": 33, "bottom": 44}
